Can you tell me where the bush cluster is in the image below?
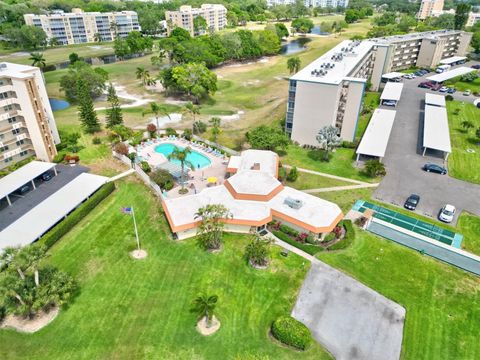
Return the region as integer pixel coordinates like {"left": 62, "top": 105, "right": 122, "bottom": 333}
{"left": 39, "top": 182, "right": 115, "bottom": 249}
{"left": 272, "top": 231, "right": 321, "bottom": 256}
{"left": 271, "top": 316, "right": 312, "bottom": 350}
{"left": 329, "top": 220, "right": 355, "bottom": 251}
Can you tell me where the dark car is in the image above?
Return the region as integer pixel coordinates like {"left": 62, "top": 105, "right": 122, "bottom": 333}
{"left": 15, "top": 184, "right": 30, "bottom": 195}
{"left": 404, "top": 194, "right": 420, "bottom": 211}
{"left": 41, "top": 171, "right": 53, "bottom": 181}
{"left": 430, "top": 83, "right": 442, "bottom": 91}
{"left": 418, "top": 82, "right": 430, "bottom": 88}
{"left": 446, "top": 87, "right": 456, "bottom": 94}
{"left": 414, "top": 71, "right": 424, "bottom": 76}
{"left": 471, "top": 64, "right": 480, "bottom": 69}
{"left": 423, "top": 163, "right": 447, "bottom": 174}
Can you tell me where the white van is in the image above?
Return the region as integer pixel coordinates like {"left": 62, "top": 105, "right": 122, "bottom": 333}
{"left": 436, "top": 65, "right": 451, "bottom": 73}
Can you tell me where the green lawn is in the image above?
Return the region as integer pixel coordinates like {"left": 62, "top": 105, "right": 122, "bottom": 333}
{"left": 286, "top": 171, "right": 352, "bottom": 190}
{"left": 281, "top": 145, "right": 373, "bottom": 182}
{"left": 355, "top": 92, "right": 380, "bottom": 140}
{"left": 445, "top": 77, "right": 480, "bottom": 93}
{"left": 445, "top": 101, "right": 480, "bottom": 184}
{"left": 314, "top": 188, "right": 375, "bottom": 212}
{"left": 319, "top": 230, "right": 480, "bottom": 360}
{"left": 457, "top": 213, "right": 480, "bottom": 255}
{"left": 0, "top": 181, "right": 331, "bottom": 360}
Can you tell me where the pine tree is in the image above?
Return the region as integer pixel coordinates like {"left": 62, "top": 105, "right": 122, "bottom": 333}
{"left": 105, "top": 83, "right": 123, "bottom": 128}
{"left": 77, "top": 77, "right": 101, "bottom": 133}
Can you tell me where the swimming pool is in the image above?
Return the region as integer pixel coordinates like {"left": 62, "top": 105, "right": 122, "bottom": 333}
{"left": 154, "top": 143, "right": 211, "bottom": 169}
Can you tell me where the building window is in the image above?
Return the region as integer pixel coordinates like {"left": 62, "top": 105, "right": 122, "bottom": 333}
{"left": 4, "top": 157, "right": 13, "bottom": 163}
{"left": 12, "top": 129, "right": 20, "bottom": 135}
{"left": 7, "top": 116, "right": 16, "bottom": 123}
{"left": 20, "top": 150, "right": 28, "bottom": 157}
{"left": 16, "top": 139, "right": 24, "bottom": 146}
{"left": 0, "top": 145, "right": 9, "bottom": 152}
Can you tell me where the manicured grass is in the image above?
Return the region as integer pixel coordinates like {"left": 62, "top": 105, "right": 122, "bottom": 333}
{"left": 355, "top": 92, "right": 380, "bottom": 140}
{"left": 457, "top": 212, "right": 480, "bottom": 255}
{"left": 0, "top": 181, "right": 331, "bottom": 360}
{"left": 286, "top": 171, "right": 352, "bottom": 190}
{"left": 314, "top": 188, "right": 375, "bottom": 212}
{"left": 281, "top": 145, "right": 373, "bottom": 182}
{"left": 319, "top": 229, "right": 480, "bottom": 360}
{"left": 445, "top": 101, "right": 480, "bottom": 184}
{"left": 445, "top": 76, "right": 480, "bottom": 93}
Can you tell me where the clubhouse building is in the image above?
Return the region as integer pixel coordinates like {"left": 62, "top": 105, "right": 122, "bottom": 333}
{"left": 162, "top": 149, "right": 343, "bottom": 240}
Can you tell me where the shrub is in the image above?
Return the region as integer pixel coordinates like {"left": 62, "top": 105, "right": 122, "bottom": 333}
{"left": 114, "top": 142, "right": 129, "bottom": 156}
{"left": 323, "top": 232, "right": 336, "bottom": 242}
{"left": 147, "top": 123, "right": 157, "bottom": 137}
{"left": 279, "top": 224, "right": 299, "bottom": 237}
{"left": 53, "top": 150, "right": 67, "bottom": 163}
{"left": 365, "top": 159, "right": 386, "bottom": 177}
{"left": 39, "top": 182, "right": 115, "bottom": 249}
{"left": 183, "top": 128, "right": 193, "bottom": 140}
{"left": 286, "top": 166, "right": 298, "bottom": 182}
{"left": 151, "top": 169, "right": 175, "bottom": 190}
{"left": 271, "top": 316, "right": 312, "bottom": 350}
{"left": 342, "top": 140, "right": 357, "bottom": 148}
{"left": 140, "top": 161, "right": 151, "bottom": 173}
{"left": 92, "top": 137, "right": 102, "bottom": 145}
{"left": 329, "top": 220, "right": 355, "bottom": 251}
{"left": 165, "top": 127, "right": 178, "bottom": 136}
{"left": 278, "top": 167, "right": 287, "bottom": 181}
{"left": 272, "top": 231, "right": 321, "bottom": 255}
{"left": 445, "top": 94, "right": 454, "bottom": 101}
{"left": 130, "top": 131, "right": 144, "bottom": 146}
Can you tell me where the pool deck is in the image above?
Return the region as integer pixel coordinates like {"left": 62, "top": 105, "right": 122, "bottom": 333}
{"left": 135, "top": 137, "right": 228, "bottom": 198}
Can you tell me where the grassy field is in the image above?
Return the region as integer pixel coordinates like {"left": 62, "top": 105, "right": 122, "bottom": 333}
{"left": 355, "top": 92, "right": 380, "bottom": 140}
{"left": 445, "top": 101, "right": 480, "bottom": 184}
{"left": 314, "top": 188, "right": 375, "bottom": 212}
{"left": 0, "top": 180, "right": 331, "bottom": 360}
{"left": 0, "top": 42, "right": 116, "bottom": 66}
{"left": 285, "top": 171, "right": 352, "bottom": 190}
{"left": 457, "top": 213, "right": 480, "bottom": 255}
{"left": 445, "top": 76, "right": 480, "bottom": 93}
{"left": 319, "top": 229, "right": 480, "bottom": 360}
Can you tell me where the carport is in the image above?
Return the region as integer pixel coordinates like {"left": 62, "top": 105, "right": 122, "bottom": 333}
{"left": 425, "top": 93, "right": 446, "bottom": 107}
{"left": 439, "top": 56, "right": 467, "bottom": 66}
{"left": 356, "top": 108, "right": 396, "bottom": 162}
{"left": 380, "top": 82, "right": 404, "bottom": 106}
{"left": 426, "top": 66, "right": 476, "bottom": 83}
{"left": 0, "top": 161, "right": 57, "bottom": 206}
{"left": 381, "top": 72, "right": 404, "bottom": 82}
{"left": 422, "top": 105, "right": 451, "bottom": 159}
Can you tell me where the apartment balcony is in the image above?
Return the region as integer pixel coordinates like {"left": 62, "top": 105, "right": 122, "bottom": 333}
{"left": 0, "top": 121, "right": 27, "bottom": 135}
{"left": 0, "top": 97, "right": 19, "bottom": 109}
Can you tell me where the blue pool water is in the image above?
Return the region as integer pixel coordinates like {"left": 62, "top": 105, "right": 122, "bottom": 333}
{"left": 154, "top": 143, "right": 211, "bottom": 169}
{"left": 49, "top": 98, "right": 70, "bottom": 111}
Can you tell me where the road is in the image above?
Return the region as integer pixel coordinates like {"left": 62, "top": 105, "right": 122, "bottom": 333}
{"left": 373, "top": 64, "right": 480, "bottom": 224}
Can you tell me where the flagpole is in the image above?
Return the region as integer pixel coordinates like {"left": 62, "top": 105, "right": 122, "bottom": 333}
{"left": 131, "top": 206, "right": 140, "bottom": 250}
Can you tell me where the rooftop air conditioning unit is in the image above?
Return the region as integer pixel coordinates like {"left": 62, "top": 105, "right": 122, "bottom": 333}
{"left": 284, "top": 197, "right": 303, "bottom": 209}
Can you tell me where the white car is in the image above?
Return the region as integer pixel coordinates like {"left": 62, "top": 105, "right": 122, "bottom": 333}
{"left": 404, "top": 73, "right": 416, "bottom": 79}
{"left": 439, "top": 87, "right": 449, "bottom": 92}
{"left": 439, "top": 204, "right": 456, "bottom": 223}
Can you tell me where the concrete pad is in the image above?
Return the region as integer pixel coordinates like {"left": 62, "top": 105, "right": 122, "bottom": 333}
{"left": 292, "top": 262, "right": 405, "bottom": 360}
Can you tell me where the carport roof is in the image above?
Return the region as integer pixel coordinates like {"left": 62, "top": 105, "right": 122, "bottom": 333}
{"left": 0, "top": 161, "right": 55, "bottom": 200}
{"left": 356, "top": 108, "right": 396, "bottom": 158}
{"left": 439, "top": 56, "right": 466, "bottom": 65}
{"left": 425, "top": 93, "right": 446, "bottom": 107}
{"left": 381, "top": 72, "right": 404, "bottom": 79}
{"left": 0, "top": 173, "right": 108, "bottom": 250}
{"left": 423, "top": 105, "right": 451, "bottom": 153}
{"left": 426, "top": 67, "right": 476, "bottom": 83}
{"left": 380, "top": 82, "right": 404, "bottom": 101}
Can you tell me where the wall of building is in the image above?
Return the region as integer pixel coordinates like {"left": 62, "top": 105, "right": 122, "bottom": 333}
{"left": 417, "top": 38, "right": 444, "bottom": 68}
{"left": 175, "top": 223, "right": 253, "bottom": 240}
{"left": 370, "top": 45, "right": 390, "bottom": 91}
{"left": 340, "top": 80, "right": 365, "bottom": 141}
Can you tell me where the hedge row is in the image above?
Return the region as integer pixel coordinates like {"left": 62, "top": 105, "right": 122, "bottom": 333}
{"left": 39, "top": 182, "right": 115, "bottom": 249}
{"left": 271, "top": 316, "right": 312, "bottom": 350}
{"left": 271, "top": 230, "right": 322, "bottom": 256}
{"left": 328, "top": 220, "right": 355, "bottom": 251}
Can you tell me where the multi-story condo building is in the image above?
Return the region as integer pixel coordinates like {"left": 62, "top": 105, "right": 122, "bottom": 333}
{"left": 286, "top": 30, "right": 472, "bottom": 146}
{"left": 0, "top": 63, "right": 60, "bottom": 169}
{"left": 24, "top": 8, "right": 141, "bottom": 45}
{"left": 165, "top": 4, "right": 227, "bottom": 36}
{"left": 417, "top": 0, "right": 445, "bottom": 20}
{"left": 267, "top": 0, "right": 349, "bottom": 7}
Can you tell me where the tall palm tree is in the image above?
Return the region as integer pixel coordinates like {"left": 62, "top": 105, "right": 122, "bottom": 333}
{"left": 136, "top": 67, "right": 155, "bottom": 87}
{"left": 209, "top": 117, "right": 221, "bottom": 143}
{"left": 287, "top": 56, "right": 301, "bottom": 74}
{"left": 168, "top": 146, "right": 194, "bottom": 191}
{"left": 142, "top": 102, "right": 170, "bottom": 130}
{"left": 182, "top": 102, "right": 201, "bottom": 122}
{"left": 29, "top": 52, "right": 46, "bottom": 69}
{"left": 193, "top": 293, "right": 218, "bottom": 327}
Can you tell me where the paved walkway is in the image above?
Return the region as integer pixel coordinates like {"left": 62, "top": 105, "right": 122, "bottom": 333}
{"left": 303, "top": 183, "right": 379, "bottom": 194}
{"left": 268, "top": 231, "right": 405, "bottom": 360}
{"left": 283, "top": 165, "right": 369, "bottom": 185}
{"left": 108, "top": 169, "right": 135, "bottom": 182}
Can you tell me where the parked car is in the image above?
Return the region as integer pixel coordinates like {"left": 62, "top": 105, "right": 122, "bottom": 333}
{"left": 404, "top": 73, "right": 416, "bottom": 79}
{"left": 439, "top": 204, "right": 456, "bottom": 223}
{"left": 414, "top": 71, "right": 424, "bottom": 76}
{"left": 404, "top": 194, "right": 420, "bottom": 211}
{"left": 41, "top": 171, "right": 53, "bottom": 181}
{"left": 463, "top": 89, "right": 471, "bottom": 96}
{"left": 446, "top": 87, "right": 456, "bottom": 94}
{"left": 430, "top": 83, "right": 442, "bottom": 91}
{"left": 423, "top": 163, "right": 447, "bottom": 174}
{"left": 382, "top": 100, "right": 396, "bottom": 106}
{"left": 418, "top": 82, "right": 431, "bottom": 88}
{"left": 471, "top": 64, "right": 480, "bottom": 69}
{"left": 439, "top": 86, "right": 449, "bottom": 93}
{"left": 15, "top": 184, "right": 30, "bottom": 195}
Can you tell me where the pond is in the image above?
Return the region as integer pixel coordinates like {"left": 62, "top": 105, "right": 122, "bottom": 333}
{"left": 311, "top": 25, "right": 330, "bottom": 36}
{"left": 43, "top": 53, "right": 148, "bottom": 72}
{"left": 281, "top": 38, "right": 312, "bottom": 55}
{"left": 49, "top": 98, "right": 70, "bottom": 111}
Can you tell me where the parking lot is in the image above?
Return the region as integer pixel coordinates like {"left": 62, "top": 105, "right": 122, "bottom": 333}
{"left": 373, "top": 63, "right": 480, "bottom": 224}
{"left": 0, "top": 164, "right": 88, "bottom": 231}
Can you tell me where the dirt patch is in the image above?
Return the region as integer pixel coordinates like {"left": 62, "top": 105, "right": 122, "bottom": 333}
{"left": 1, "top": 307, "right": 59, "bottom": 333}
{"left": 130, "top": 249, "right": 148, "bottom": 259}
{"left": 196, "top": 316, "right": 221, "bottom": 336}
{"left": 87, "top": 157, "right": 129, "bottom": 177}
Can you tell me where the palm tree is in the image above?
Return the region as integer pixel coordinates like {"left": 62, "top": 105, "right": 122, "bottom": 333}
{"left": 29, "top": 52, "right": 46, "bottom": 69}
{"left": 209, "top": 117, "right": 221, "bottom": 143}
{"left": 194, "top": 204, "right": 232, "bottom": 250}
{"left": 142, "top": 102, "right": 170, "bottom": 130}
{"left": 461, "top": 120, "right": 474, "bottom": 132}
{"left": 287, "top": 56, "right": 301, "bottom": 74}
{"left": 136, "top": 66, "right": 153, "bottom": 86}
{"left": 183, "top": 102, "right": 201, "bottom": 122}
{"left": 168, "top": 146, "right": 194, "bottom": 191}
{"left": 193, "top": 293, "right": 218, "bottom": 327}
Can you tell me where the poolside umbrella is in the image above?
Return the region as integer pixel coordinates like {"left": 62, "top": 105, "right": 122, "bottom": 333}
{"left": 207, "top": 177, "right": 217, "bottom": 184}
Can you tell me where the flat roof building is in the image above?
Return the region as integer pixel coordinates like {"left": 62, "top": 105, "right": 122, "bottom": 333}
{"left": 423, "top": 104, "right": 451, "bottom": 158}
{"left": 426, "top": 66, "right": 477, "bottom": 83}
{"left": 425, "top": 93, "right": 446, "bottom": 107}
{"left": 165, "top": 4, "right": 227, "bottom": 36}
{"left": 356, "top": 109, "right": 396, "bottom": 161}
{"left": 286, "top": 30, "right": 472, "bottom": 146}
{"left": 24, "top": 8, "right": 141, "bottom": 45}
{"left": 380, "top": 82, "right": 404, "bottom": 106}
{"left": 417, "top": 0, "right": 444, "bottom": 20}
{"left": 0, "top": 62, "right": 60, "bottom": 169}
{"left": 162, "top": 149, "right": 343, "bottom": 240}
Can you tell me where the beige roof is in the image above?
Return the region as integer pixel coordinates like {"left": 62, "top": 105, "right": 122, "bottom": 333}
{"left": 227, "top": 170, "right": 281, "bottom": 196}
{"left": 236, "top": 149, "right": 278, "bottom": 177}
{"left": 423, "top": 105, "right": 451, "bottom": 153}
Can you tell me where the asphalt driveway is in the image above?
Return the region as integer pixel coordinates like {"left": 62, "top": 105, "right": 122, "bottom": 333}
{"left": 292, "top": 262, "right": 405, "bottom": 360}
{"left": 373, "top": 64, "right": 480, "bottom": 224}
